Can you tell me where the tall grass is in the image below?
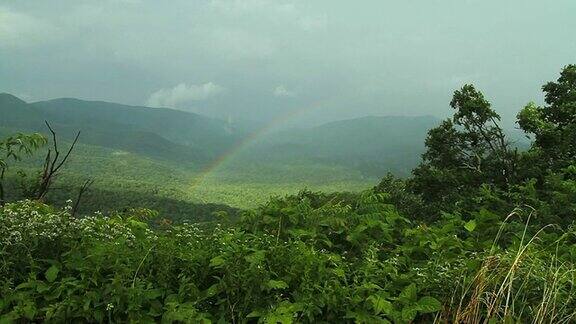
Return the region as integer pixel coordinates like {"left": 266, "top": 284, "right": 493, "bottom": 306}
{"left": 447, "top": 209, "right": 576, "bottom": 323}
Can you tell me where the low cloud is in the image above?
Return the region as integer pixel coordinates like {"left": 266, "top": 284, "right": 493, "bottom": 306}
{"left": 146, "top": 82, "right": 225, "bottom": 108}
{"left": 273, "top": 85, "right": 296, "bottom": 98}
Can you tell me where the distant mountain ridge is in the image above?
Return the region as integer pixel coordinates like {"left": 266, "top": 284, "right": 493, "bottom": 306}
{"left": 0, "top": 93, "right": 241, "bottom": 166}
{"left": 1, "top": 93, "right": 441, "bottom": 176}
{"left": 244, "top": 115, "right": 440, "bottom": 176}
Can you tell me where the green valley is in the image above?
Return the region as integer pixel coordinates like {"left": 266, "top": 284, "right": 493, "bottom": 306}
{"left": 2, "top": 65, "right": 576, "bottom": 322}
{"left": 1, "top": 94, "right": 439, "bottom": 214}
{"left": 2, "top": 2, "right": 575, "bottom": 321}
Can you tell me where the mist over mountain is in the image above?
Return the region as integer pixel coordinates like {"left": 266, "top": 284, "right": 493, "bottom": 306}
{"left": 245, "top": 115, "right": 439, "bottom": 176}
{"left": 0, "top": 93, "right": 441, "bottom": 176}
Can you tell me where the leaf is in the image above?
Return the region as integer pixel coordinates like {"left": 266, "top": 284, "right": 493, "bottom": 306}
{"left": 245, "top": 250, "right": 265, "bottom": 266}
{"left": 246, "top": 310, "right": 263, "bottom": 318}
{"left": 265, "top": 314, "right": 293, "bottom": 324}
{"left": 45, "top": 265, "right": 59, "bottom": 283}
{"left": 209, "top": 256, "right": 226, "bottom": 268}
{"left": 399, "top": 283, "right": 417, "bottom": 303}
{"left": 265, "top": 280, "right": 288, "bottom": 291}
{"left": 401, "top": 306, "right": 417, "bottom": 322}
{"left": 205, "top": 284, "right": 220, "bottom": 297}
{"left": 144, "top": 289, "right": 163, "bottom": 300}
{"left": 35, "top": 282, "right": 50, "bottom": 293}
{"left": 15, "top": 282, "right": 36, "bottom": 290}
{"left": 22, "top": 305, "right": 36, "bottom": 320}
{"left": 464, "top": 219, "right": 477, "bottom": 232}
{"left": 333, "top": 268, "right": 345, "bottom": 278}
{"left": 368, "top": 295, "right": 393, "bottom": 315}
{"left": 417, "top": 296, "right": 442, "bottom": 313}
{"left": 83, "top": 300, "right": 91, "bottom": 311}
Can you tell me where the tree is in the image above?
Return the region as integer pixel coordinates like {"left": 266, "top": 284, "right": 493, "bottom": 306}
{"left": 0, "top": 122, "right": 81, "bottom": 205}
{"left": 410, "top": 85, "right": 517, "bottom": 206}
{"left": 0, "top": 133, "right": 47, "bottom": 205}
{"left": 517, "top": 64, "right": 576, "bottom": 171}
{"left": 33, "top": 121, "right": 81, "bottom": 201}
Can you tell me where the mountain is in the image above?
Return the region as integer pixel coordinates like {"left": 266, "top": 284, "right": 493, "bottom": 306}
{"left": 0, "top": 94, "right": 241, "bottom": 166}
{"left": 246, "top": 115, "right": 440, "bottom": 176}
{"left": 31, "top": 98, "right": 239, "bottom": 152}
{"left": 1, "top": 93, "right": 442, "bottom": 212}
{"left": 0, "top": 93, "right": 46, "bottom": 126}
{"left": 1, "top": 93, "right": 441, "bottom": 177}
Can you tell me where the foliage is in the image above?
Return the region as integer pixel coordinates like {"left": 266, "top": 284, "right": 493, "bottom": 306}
{"left": 1, "top": 65, "right": 576, "bottom": 323}
{"left": 1, "top": 191, "right": 575, "bottom": 323}
{"left": 409, "top": 85, "right": 518, "bottom": 212}
{"left": 374, "top": 173, "right": 426, "bottom": 220}
{"left": 408, "top": 66, "right": 575, "bottom": 224}
{"left": 0, "top": 133, "right": 46, "bottom": 205}
{"left": 0, "top": 132, "right": 374, "bottom": 217}
{"left": 517, "top": 64, "right": 576, "bottom": 171}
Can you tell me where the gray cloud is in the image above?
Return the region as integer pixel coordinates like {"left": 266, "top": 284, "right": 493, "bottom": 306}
{"left": 1, "top": 0, "right": 575, "bottom": 127}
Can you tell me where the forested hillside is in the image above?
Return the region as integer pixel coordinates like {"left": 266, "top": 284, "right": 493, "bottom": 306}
{"left": 247, "top": 116, "right": 439, "bottom": 176}
{"left": 1, "top": 65, "right": 575, "bottom": 323}
{"left": 0, "top": 94, "right": 240, "bottom": 164}
{"left": 0, "top": 95, "right": 447, "bottom": 212}
{"left": 0, "top": 94, "right": 440, "bottom": 177}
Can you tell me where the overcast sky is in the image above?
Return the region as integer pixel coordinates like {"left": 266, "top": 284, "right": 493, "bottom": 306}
{"left": 1, "top": 0, "right": 575, "bottom": 127}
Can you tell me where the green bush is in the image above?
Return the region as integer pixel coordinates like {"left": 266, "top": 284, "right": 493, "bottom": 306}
{"left": 1, "top": 192, "right": 574, "bottom": 323}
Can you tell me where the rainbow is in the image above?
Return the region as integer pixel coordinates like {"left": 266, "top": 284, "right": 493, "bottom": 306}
{"left": 189, "top": 97, "right": 334, "bottom": 192}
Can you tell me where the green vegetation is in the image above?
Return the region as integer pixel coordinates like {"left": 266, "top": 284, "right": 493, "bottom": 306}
{"left": 1, "top": 65, "right": 576, "bottom": 322}
{"left": 242, "top": 115, "right": 440, "bottom": 177}
{"left": 0, "top": 93, "right": 437, "bottom": 178}
{"left": 2, "top": 139, "right": 373, "bottom": 214}
{"left": 3, "top": 92, "right": 432, "bottom": 212}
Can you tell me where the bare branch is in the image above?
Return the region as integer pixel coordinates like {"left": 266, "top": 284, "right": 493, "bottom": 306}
{"left": 36, "top": 122, "right": 81, "bottom": 200}
{"left": 71, "top": 178, "right": 94, "bottom": 218}
{"left": 54, "top": 131, "right": 80, "bottom": 173}
{"left": 44, "top": 121, "right": 58, "bottom": 155}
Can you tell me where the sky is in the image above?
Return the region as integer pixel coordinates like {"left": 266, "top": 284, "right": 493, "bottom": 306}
{"left": 1, "top": 0, "right": 575, "bottom": 128}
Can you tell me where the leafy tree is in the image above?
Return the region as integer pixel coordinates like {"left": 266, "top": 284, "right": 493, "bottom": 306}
{"left": 0, "top": 133, "right": 46, "bottom": 205}
{"left": 517, "top": 64, "right": 576, "bottom": 171}
{"left": 410, "top": 85, "right": 517, "bottom": 208}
